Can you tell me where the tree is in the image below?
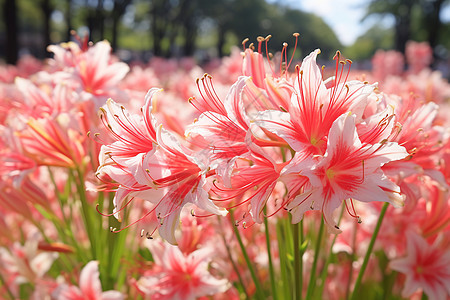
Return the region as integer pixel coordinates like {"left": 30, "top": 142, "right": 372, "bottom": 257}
{"left": 111, "top": 0, "right": 133, "bottom": 52}
{"left": 40, "top": 0, "right": 53, "bottom": 57}
{"left": 345, "top": 25, "right": 394, "bottom": 60}
{"left": 364, "top": 0, "right": 450, "bottom": 54}
{"left": 3, "top": 0, "right": 18, "bottom": 64}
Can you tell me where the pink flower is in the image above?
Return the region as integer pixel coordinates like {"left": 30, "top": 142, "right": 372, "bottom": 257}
{"left": 17, "top": 113, "right": 86, "bottom": 168}
{"left": 49, "top": 40, "right": 129, "bottom": 98}
{"left": 187, "top": 76, "right": 251, "bottom": 162}
{"left": 54, "top": 261, "right": 124, "bottom": 300}
{"left": 255, "top": 49, "right": 375, "bottom": 156}
{"left": 285, "top": 113, "right": 408, "bottom": 232}
{"left": 371, "top": 49, "right": 404, "bottom": 80}
{"left": 0, "top": 236, "right": 58, "bottom": 286}
{"left": 389, "top": 231, "right": 450, "bottom": 300}
{"left": 142, "top": 125, "right": 227, "bottom": 244}
{"left": 405, "top": 41, "right": 433, "bottom": 74}
{"left": 137, "top": 241, "right": 230, "bottom": 300}
{"left": 96, "top": 90, "right": 227, "bottom": 244}
{"left": 214, "top": 137, "right": 286, "bottom": 224}
{"left": 97, "top": 88, "right": 158, "bottom": 163}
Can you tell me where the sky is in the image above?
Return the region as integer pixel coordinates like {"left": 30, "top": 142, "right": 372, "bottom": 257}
{"left": 279, "top": 0, "right": 450, "bottom": 46}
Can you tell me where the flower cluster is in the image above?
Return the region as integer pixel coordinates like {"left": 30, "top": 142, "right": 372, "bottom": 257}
{"left": 0, "top": 35, "right": 449, "bottom": 299}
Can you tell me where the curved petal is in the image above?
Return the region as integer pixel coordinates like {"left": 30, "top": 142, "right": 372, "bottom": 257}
{"left": 79, "top": 261, "right": 102, "bottom": 298}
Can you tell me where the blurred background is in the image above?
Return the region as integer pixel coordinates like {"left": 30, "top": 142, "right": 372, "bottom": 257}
{"left": 1, "top": 0, "right": 449, "bottom": 71}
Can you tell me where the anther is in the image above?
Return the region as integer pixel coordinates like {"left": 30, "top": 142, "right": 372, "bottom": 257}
{"left": 146, "top": 232, "right": 153, "bottom": 239}
{"left": 333, "top": 50, "right": 341, "bottom": 60}
{"left": 140, "top": 229, "right": 145, "bottom": 237}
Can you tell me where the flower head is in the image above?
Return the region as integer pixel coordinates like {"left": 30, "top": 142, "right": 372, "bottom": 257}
{"left": 137, "top": 241, "right": 230, "bottom": 300}
{"left": 285, "top": 112, "right": 408, "bottom": 232}
{"left": 390, "top": 231, "right": 450, "bottom": 300}
{"left": 53, "top": 260, "right": 124, "bottom": 300}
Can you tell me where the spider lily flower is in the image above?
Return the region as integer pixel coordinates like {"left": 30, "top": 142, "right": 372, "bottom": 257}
{"left": 137, "top": 241, "right": 230, "bottom": 299}
{"left": 255, "top": 49, "right": 376, "bottom": 155}
{"left": 96, "top": 91, "right": 227, "bottom": 244}
{"left": 18, "top": 113, "right": 86, "bottom": 169}
{"left": 95, "top": 88, "right": 159, "bottom": 165}
{"left": 382, "top": 94, "right": 448, "bottom": 187}
{"left": 0, "top": 237, "right": 58, "bottom": 286}
{"left": 214, "top": 135, "right": 287, "bottom": 224}
{"left": 137, "top": 125, "right": 227, "bottom": 244}
{"left": 187, "top": 76, "right": 251, "bottom": 162}
{"left": 48, "top": 40, "right": 129, "bottom": 99}
{"left": 285, "top": 113, "right": 409, "bottom": 232}
{"left": 53, "top": 261, "right": 124, "bottom": 300}
{"left": 389, "top": 231, "right": 450, "bottom": 300}
{"left": 241, "top": 35, "right": 296, "bottom": 112}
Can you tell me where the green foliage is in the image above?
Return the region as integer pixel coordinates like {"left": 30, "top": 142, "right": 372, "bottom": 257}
{"left": 17, "top": 0, "right": 43, "bottom": 32}
{"left": 345, "top": 25, "right": 394, "bottom": 60}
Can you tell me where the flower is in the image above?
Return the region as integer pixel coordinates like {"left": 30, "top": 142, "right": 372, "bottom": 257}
{"left": 389, "top": 231, "right": 450, "bottom": 300}
{"left": 96, "top": 90, "right": 227, "bottom": 244}
{"left": 54, "top": 260, "right": 124, "bottom": 300}
{"left": 0, "top": 236, "right": 58, "bottom": 286}
{"left": 284, "top": 113, "right": 408, "bottom": 232}
{"left": 255, "top": 49, "right": 375, "bottom": 156}
{"left": 137, "top": 241, "right": 230, "bottom": 300}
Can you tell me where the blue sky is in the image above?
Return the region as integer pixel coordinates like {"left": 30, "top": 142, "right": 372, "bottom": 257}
{"left": 278, "top": 0, "right": 450, "bottom": 46}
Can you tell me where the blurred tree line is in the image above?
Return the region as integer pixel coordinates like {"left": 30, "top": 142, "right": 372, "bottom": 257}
{"left": 0, "top": 0, "right": 342, "bottom": 64}
{"left": 346, "top": 0, "right": 450, "bottom": 61}
{"left": 0, "top": 0, "right": 449, "bottom": 65}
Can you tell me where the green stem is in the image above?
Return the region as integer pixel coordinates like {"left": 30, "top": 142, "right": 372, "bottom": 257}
{"left": 293, "top": 222, "right": 302, "bottom": 300}
{"left": 300, "top": 220, "right": 304, "bottom": 299}
{"left": 317, "top": 206, "right": 345, "bottom": 299}
{"left": 264, "top": 213, "right": 277, "bottom": 300}
{"left": 345, "top": 220, "right": 358, "bottom": 299}
{"left": 229, "top": 211, "right": 265, "bottom": 300}
{"left": 218, "top": 216, "right": 249, "bottom": 299}
{"left": 350, "top": 202, "right": 389, "bottom": 300}
{"left": 276, "top": 219, "right": 291, "bottom": 299}
{"left": 305, "top": 217, "right": 325, "bottom": 300}
{"left": 382, "top": 271, "right": 398, "bottom": 300}
{"left": 73, "top": 167, "right": 97, "bottom": 259}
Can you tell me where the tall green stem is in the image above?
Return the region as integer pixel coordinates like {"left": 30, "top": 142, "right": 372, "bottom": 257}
{"left": 218, "top": 216, "right": 249, "bottom": 299}
{"left": 350, "top": 203, "right": 389, "bottom": 300}
{"left": 345, "top": 220, "right": 358, "bottom": 299}
{"left": 293, "top": 221, "right": 302, "bottom": 300}
{"left": 230, "top": 211, "right": 265, "bottom": 300}
{"left": 305, "top": 217, "right": 325, "bottom": 300}
{"left": 264, "top": 214, "right": 277, "bottom": 300}
{"left": 73, "top": 167, "right": 97, "bottom": 259}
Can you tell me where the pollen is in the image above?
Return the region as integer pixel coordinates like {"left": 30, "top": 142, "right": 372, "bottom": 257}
{"left": 326, "top": 168, "right": 336, "bottom": 180}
